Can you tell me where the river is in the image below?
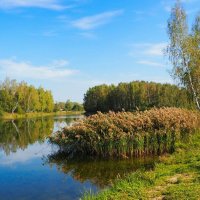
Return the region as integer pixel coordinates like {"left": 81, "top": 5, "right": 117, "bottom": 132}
{"left": 0, "top": 115, "right": 156, "bottom": 200}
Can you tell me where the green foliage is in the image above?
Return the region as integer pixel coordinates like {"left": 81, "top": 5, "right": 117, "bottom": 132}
{"left": 65, "top": 100, "right": 74, "bottom": 111}
{"left": 51, "top": 108, "right": 200, "bottom": 158}
{"left": 0, "top": 105, "right": 3, "bottom": 116}
{"left": 54, "top": 102, "right": 65, "bottom": 112}
{"left": 83, "top": 81, "right": 195, "bottom": 113}
{"left": 54, "top": 100, "right": 84, "bottom": 112}
{"left": 72, "top": 103, "right": 84, "bottom": 111}
{"left": 84, "top": 84, "right": 113, "bottom": 112}
{"left": 0, "top": 78, "right": 54, "bottom": 113}
{"left": 16, "top": 106, "right": 25, "bottom": 114}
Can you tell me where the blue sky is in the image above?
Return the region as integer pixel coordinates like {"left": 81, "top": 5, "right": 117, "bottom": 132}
{"left": 0, "top": 0, "right": 199, "bottom": 102}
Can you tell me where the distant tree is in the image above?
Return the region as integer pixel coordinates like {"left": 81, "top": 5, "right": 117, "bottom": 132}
{"left": 54, "top": 100, "right": 84, "bottom": 112}
{"left": 38, "top": 87, "right": 47, "bottom": 112}
{"left": 53, "top": 103, "right": 60, "bottom": 112}
{"left": 0, "top": 78, "right": 19, "bottom": 113}
{"left": 65, "top": 100, "right": 74, "bottom": 111}
{"left": 72, "top": 103, "right": 84, "bottom": 111}
{"left": 83, "top": 84, "right": 112, "bottom": 112}
{"left": 45, "top": 90, "right": 54, "bottom": 112}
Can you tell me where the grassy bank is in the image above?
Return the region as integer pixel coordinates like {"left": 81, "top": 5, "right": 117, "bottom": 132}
{"left": 82, "top": 132, "right": 200, "bottom": 200}
{"left": 50, "top": 108, "right": 200, "bottom": 158}
{"left": 0, "top": 111, "right": 84, "bottom": 120}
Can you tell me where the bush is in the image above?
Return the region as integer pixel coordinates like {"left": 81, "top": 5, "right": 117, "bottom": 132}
{"left": 50, "top": 108, "right": 200, "bottom": 158}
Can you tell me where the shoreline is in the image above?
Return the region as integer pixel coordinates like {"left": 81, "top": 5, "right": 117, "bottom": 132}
{"left": 0, "top": 111, "right": 85, "bottom": 120}
{"left": 83, "top": 132, "right": 200, "bottom": 199}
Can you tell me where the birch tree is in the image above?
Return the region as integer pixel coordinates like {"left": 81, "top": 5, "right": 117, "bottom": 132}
{"left": 167, "top": 1, "right": 200, "bottom": 110}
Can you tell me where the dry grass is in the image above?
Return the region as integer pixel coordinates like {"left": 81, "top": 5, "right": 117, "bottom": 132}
{"left": 50, "top": 107, "right": 200, "bottom": 158}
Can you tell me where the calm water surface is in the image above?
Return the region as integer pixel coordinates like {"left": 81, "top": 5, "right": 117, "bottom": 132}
{"left": 0, "top": 116, "right": 156, "bottom": 200}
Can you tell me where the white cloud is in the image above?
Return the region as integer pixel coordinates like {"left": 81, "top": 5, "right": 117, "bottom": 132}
{"left": 72, "top": 10, "right": 124, "bottom": 30}
{"left": 0, "top": 0, "right": 72, "bottom": 10}
{"left": 129, "top": 42, "right": 167, "bottom": 57}
{"left": 129, "top": 42, "right": 168, "bottom": 69}
{"left": 0, "top": 141, "right": 51, "bottom": 165}
{"left": 136, "top": 60, "right": 165, "bottom": 67}
{"left": 0, "top": 58, "right": 78, "bottom": 79}
{"left": 144, "top": 43, "right": 167, "bottom": 56}
{"left": 52, "top": 59, "right": 70, "bottom": 66}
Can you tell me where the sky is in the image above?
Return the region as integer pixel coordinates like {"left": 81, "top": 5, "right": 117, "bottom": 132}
{"left": 0, "top": 0, "right": 200, "bottom": 102}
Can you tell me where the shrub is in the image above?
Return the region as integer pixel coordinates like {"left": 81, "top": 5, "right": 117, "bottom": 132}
{"left": 50, "top": 108, "right": 200, "bottom": 158}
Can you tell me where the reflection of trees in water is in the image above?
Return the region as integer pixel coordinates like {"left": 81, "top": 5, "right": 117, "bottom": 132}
{"left": 45, "top": 152, "right": 156, "bottom": 188}
{"left": 54, "top": 116, "right": 83, "bottom": 126}
{"left": 53, "top": 116, "right": 84, "bottom": 133}
{"left": 0, "top": 117, "right": 54, "bottom": 155}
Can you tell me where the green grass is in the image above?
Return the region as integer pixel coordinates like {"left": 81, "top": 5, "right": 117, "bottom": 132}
{"left": 82, "top": 132, "right": 200, "bottom": 200}
{"left": 0, "top": 111, "right": 84, "bottom": 120}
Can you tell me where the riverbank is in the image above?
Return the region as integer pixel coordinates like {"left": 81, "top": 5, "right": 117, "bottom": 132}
{"left": 0, "top": 111, "right": 84, "bottom": 120}
{"left": 83, "top": 132, "right": 200, "bottom": 200}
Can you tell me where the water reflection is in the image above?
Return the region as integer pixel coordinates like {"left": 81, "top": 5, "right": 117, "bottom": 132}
{"left": 0, "top": 115, "right": 156, "bottom": 200}
{"left": 0, "top": 118, "right": 54, "bottom": 155}
{"left": 45, "top": 152, "right": 156, "bottom": 188}
{"left": 0, "top": 116, "right": 82, "bottom": 156}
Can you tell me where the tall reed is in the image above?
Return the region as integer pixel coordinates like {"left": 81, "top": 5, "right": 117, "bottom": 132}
{"left": 50, "top": 108, "right": 200, "bottom": 158}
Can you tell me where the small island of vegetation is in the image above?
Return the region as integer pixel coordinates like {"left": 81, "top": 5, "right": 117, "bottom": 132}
{"left": 51, "top": 107, "right": 200, "bottom": 158}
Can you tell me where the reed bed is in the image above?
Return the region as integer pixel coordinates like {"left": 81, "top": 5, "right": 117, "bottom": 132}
{"left": 50, "top": 108, "right": 200, "bottom": 158}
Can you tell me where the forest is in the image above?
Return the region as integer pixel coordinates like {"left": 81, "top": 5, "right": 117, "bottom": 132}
{"left": 0, "top": 78, "right": 54, "bottom": 114}
{"left": 83, "top": 81, "right": 195, "bottom": 113}
{"left": 0, "top": 78, "right": 83, "bottom": 115}
{"left": 54, "top": 100, "right": 84, "bottom": 112}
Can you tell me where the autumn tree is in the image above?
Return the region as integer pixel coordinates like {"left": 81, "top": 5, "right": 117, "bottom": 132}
{"left": 167, "top": 1, "right": 200, "bottom": 109}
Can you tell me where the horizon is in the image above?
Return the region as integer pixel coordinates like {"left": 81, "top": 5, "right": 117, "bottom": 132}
{"left": 0, "top": 0, "right": 199, "bottom": 103}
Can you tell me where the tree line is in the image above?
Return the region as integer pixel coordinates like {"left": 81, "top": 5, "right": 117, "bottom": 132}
{"left": 54, "top": 100, "right": 84, "bottom": 112}
{"left": 0, "top": 78, "right": 54, "bottom": 114}
{"left": 0, "top": 78, "right": 84, "bottom": 115}
{"left": 83, "top": 81, "right": 195, "bottom": 112}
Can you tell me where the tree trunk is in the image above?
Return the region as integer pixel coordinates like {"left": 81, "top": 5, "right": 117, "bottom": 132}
{"left": 12, "top": 120, "right": 19, "bottom": 133}
{"left": 183, "top": 57, "right": 200, "bottom": 110}
{"left": 26, "top": 93, "right": 31, "bottom": 113}
{"left": 188, "top": 71, "right": 200, "bottom": 109}
{"left": 12, "top": 102, "right": 18, "bottom": 114}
